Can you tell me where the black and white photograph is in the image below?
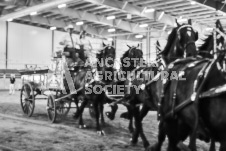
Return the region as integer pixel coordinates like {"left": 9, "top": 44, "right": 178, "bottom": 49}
{"left": 0, "top": 0, "right": 226, "bottom": 150}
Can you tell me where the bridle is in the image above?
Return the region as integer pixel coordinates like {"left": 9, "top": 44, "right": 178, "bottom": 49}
{"left": 177, "top": 25, "right": 196, "bottom": 57}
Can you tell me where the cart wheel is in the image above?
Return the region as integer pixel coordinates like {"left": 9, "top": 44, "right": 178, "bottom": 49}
{"left": 56, "top": 98, "right": 71, "bottom": 117}
{"left": 89, "top": 103, "right": 96, "bottom": 119}
{"left": 20, "top": 83, "right": 35, "bottom": 117}
{"left": 47, "top": 94, "right": 57, "bottom": 123}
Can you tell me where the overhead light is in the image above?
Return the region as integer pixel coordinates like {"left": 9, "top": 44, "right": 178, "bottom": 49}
{"left": 107, "top": 38, "right": 113, "bottom": 41}
{"left": 190, "top": 1, "right": 196, "bottom": 5}
{"left": 76, "top": 21, "right": 84, "bottom": 25}
{"left": 50, "top": 27, "right": 57, "bottom": 30}
{"left": 145, "top": 8, "right": 155, "bottom": 13}
{"left": 7, "top": 18, "right": 13, "bottom": 22}
{"left": 127, "top": 14, "right": 132, "bottom": 19}
{"left": 30, "top": 12, "right": 37, "bottom": 16}
{"left": 217, "top": 10, "right": 226, "bottom": 16}
{"left": 206, "top": 27, "right": 213, "bottom": 31}
{"left": 158, "top": 12, "right": 165, "bottom": 21}
{"left": 139, "top": 23, "right": 148, "bottom": 28}
{"left": 108, "top": 28, "right": 116, "bottom": 32}
{"left": 135, "top": 35, "right": 143, "bottom": 39}
{"left": 107, "top": 16, "right": 115, "bottom": 20}
{"left": 58, "top": 3, "right": 67, "bottom": 8}
{"left": 177, "top": 18, "right": 188, "bottom": 23}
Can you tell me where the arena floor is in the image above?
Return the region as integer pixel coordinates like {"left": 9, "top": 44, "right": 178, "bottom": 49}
{"left": 0, "top": 91, "right": 215, "bottom": 151}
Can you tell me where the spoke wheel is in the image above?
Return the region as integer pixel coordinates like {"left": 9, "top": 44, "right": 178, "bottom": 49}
{"left": 55, "top": 98, "right": 71, "bottom": 117}
{"left": 20, "top": 83, "right": 35, "bottom": 117}
{"left": 47, "top": 94, "right": 56, "bottom": 123}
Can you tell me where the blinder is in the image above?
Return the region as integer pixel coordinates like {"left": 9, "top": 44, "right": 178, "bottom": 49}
{"left": 195, "top": 32, "right": 199, "bottom": 41}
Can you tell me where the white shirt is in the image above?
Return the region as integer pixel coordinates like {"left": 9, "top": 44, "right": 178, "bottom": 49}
{"left": 60, "top": 34, "right": 79, "bottom": 48}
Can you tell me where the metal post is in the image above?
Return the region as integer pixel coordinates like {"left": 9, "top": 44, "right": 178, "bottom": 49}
{"left": 52, "top": 30, "right": 54, "bottom": 54}
{"left": 213, "top": 28, "right": 217, "bottom": 59}
{"left": 5, "top": 22, "right": 9, "bottom": 69}
{"left": 146, "top": 27, "right": 150, "bottom": 64}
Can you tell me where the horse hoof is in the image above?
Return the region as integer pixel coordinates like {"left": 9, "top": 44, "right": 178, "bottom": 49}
{"left": 146, "top": 144, "right": 158, "bottom": 151}
{"left": 97, "top": 130, "right": 105, "bottom": 136}
{"left": 79, "top": 125, "right": 86, "bottom": 129}
{"left": 105, "top": 112, "right": 115, "bottom": 120}
{"left": 177, "top": 141, "right": 191, "bottom": 151}
{"left": 130, "top": 138, "right": 137, "bottom": 146}
{"left": 145, "top": 146, "right": 153, "bottom": 151}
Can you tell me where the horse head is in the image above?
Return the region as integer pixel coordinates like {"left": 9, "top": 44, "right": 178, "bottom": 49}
{"left": 162, "top": 20, "right": 198, "bottom": 64}
{"left": 120, "top": 44, "right": 143, "bottom": 72}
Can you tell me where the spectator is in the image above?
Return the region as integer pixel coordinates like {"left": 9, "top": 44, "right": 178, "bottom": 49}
{"left": 9, "top": 74, "right": 16, "bottom": 95}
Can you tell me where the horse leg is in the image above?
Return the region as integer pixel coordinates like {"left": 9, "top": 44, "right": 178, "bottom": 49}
{"left": 147, "top": 120, "right": 166, "bottom": 151}
{"left": 94, "top": 100, "right": 104, "bottom": 136}
{"left": 73, "top": 97, "right": 79, "bottom": 118}
{"left": 100, "top": 103, "right": 105, "bottom": 125}
{"left": 209, "top": 139, "right": 216, "bottom": 151}
{"left": 139, "top": 105, "right": 150, "bottom": 149}
{"left": 126, "top": 105, "right": 134, "bottom": 133}
{"left": 166, "top": 122, "right": 181, "bottom": 151}
{"left": 106, "top": 104, "right": 118, "bottom": 120}
{"left": 120, "top": 105, "right": 131, "bottom": 120}
{"left": 128, "top": 115, "right": 134, "bottom": 134}
{"left": 130, "top": 106, "right": 140, "bottom": 146}
{"left": 219, "top": 141, "right": 226, "bottom": 151}
{"left": 78, "top": 98, "right": 88, "bottom": 129}
{"left": 188, "top": 105, "right": 198, "bottom": 151}
{"left": 140, "top": 105, "right": 149, "bottom": 121}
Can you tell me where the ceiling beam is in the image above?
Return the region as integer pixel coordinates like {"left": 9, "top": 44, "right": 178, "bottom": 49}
{"left": 0, "top": 0, "right": 80, "bottom": 21}
{"left": 193, "top": 0, "right": 224, "bottom": 11}
{"left": 17, "top": 15, "right": 141, "bottom": 41}
{"left": 83, "top": 0, "right": 176, "bottom": 27}
{"left": 48, "top": 7, "right": 165, "bottom": 36}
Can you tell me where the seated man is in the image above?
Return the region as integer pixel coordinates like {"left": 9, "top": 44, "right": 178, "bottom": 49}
{"left": 59, "top": 24, "right": 84, "bottom": 69}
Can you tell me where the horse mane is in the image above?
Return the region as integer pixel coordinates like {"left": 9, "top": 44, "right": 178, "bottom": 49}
{"left": 198, "top": 34, "right": 213, "bottom": 51}
{"left": 121, "top": 49, "right": 129, "bottom": 61}
{"left": 161, "top": 27, "right": 178, "bottom": 56}
{"left": 96, "top": 49, "right": 104, "bottom": 61}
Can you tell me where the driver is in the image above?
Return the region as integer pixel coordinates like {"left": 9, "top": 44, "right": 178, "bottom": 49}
{"left": 59, "top": 24, "right": 81, "bottom": 68}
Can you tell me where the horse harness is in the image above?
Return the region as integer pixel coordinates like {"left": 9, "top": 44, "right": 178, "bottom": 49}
{"left": 158, "top": 57, "right": 222, "bottom": 120}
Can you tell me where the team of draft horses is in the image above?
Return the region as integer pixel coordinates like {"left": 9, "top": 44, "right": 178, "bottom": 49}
{"left": 62, "top": 19, "right": 226, "bottom": 151}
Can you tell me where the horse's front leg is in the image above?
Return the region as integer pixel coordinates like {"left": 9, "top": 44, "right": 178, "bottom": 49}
{"left": 105, "top": 103, "right": 118, "bottom": 120}
{"left": 94, "top": 100, "right": 105, "bottom": 136}
{"left": 77, "top": 98, "right": 88, "bottom": 129}
{"left": 147, "top": 120, "right": 166, "bottom": 151}
{"left": 139, "top": 105, "right": 150, "bottom": 149}
{"left": 100, "top": 103, "right": 105, "bottom": 125}
{"left": 130, "top": 106, "right": 140, "bottom": 146}
{"left": 124, "top": 105, "right": 134, "bottom": 133}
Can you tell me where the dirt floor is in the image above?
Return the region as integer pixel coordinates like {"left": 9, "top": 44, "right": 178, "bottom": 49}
{"left": 0, "top": 91, "right": 217, "bottom": 151}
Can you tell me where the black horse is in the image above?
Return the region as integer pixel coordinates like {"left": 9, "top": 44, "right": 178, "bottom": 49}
{"left": 198, "top": 20, "right": 225, "bottom": 59}
{"left": 148, "top": 21, "right": 226, "bottom": 151}
{"left": 71, "top": 42, "right": 116, "bottom": 135}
